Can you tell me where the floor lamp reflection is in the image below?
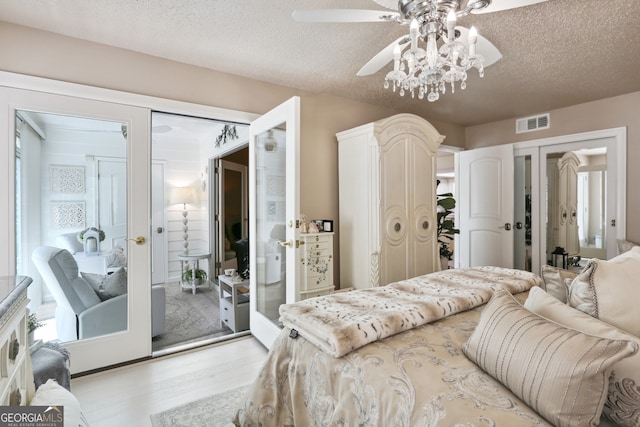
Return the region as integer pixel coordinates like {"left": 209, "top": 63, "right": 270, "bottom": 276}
{"left": 170, "top": 186, "right": 197, "bottom": 255}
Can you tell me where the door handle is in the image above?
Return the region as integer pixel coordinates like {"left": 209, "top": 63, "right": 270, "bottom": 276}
{"left": 515, "top": 222, "right": 523, "bottom": 230}
{"left": 278, "top": 240, "right": 305, "bottom": 248}
{"left": 127, "top": 236, "right": 146, "bottom": 245}
{"left": 498, "top": 223, "right": 512, "bottom": 231}
{"left": 157, "top": 227, "right": 164, "bottom": 234}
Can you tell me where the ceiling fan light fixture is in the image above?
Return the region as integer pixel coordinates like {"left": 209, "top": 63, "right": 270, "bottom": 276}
{"left": 386, "top": 0, "right": 486, "bottom": 102}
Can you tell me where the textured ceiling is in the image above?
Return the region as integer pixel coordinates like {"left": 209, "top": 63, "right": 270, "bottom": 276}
{"left": 1, "top": 0, "right": 639, "bottom": 127}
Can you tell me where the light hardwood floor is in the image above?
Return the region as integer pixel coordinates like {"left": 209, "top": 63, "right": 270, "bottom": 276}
{"left": 71, "top": 336, "right": 268, "bottom": 426}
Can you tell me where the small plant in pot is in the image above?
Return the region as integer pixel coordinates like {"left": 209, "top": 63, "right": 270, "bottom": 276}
{"left": 27, "top": 313, "right": 44, "bottom": 345}
{"left": 182, "top": 268, "right": 208, "bottom": 285}
{"left": 437, "top": 180, "right": 460, "bottom": 269}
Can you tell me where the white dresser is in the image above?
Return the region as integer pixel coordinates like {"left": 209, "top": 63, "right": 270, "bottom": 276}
{"left": 337, "top": 114, "right": 443, "bottom": 289}
{"left": 299, "top": 232, "right": 334, "bottom": 299}
{"left": 0, "top": 276, "right": 34, "bottom": 406}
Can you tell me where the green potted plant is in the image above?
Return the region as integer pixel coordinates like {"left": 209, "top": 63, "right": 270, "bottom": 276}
{"left": 182, "top": 268, "right": 208, "bottom": 285}
{"left": 437, "top": 179, "right": 460, "bottom": 269}
{"left": 27, "top": 313, "right": 44, "bottom": 345}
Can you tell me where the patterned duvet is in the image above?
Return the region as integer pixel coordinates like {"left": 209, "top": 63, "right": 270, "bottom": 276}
{"left": 232, "top": 267, "right": 615, "bottom": 426}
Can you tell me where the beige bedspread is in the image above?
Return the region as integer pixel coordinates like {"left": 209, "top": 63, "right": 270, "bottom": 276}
{"left": 233, "top": 267, "right": 555, "bottom": 427}
{"left": 235, "top": 291, "right": 556, "bottom": 426}
{"left": 279, "top": 266, "right": 542, "bottom": 357}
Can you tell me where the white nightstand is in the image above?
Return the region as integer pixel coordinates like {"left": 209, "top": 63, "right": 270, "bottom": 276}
{"left": 218, "top": 275, "right": 250, "bottom": 333}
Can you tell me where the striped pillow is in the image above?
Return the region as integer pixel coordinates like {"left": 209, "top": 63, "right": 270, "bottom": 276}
{"left": 463, "top": 286, "right": 638, "bottom": 427}
{"left": 525, "top": 286, "right": 640, "bottom": 426}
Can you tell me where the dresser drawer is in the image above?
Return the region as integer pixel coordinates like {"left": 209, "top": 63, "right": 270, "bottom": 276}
{"left": 300, "top": 286, "right": 334, "bottom": 300}
{"left": 304, "top": 240, "right": 330, "bottom": 252}
{"left": 219, "top": 298, "right": 235, "bottom": 330}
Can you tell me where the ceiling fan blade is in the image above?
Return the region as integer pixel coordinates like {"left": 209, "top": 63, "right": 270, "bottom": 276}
{"left": 292, "top": 9, "right": 399, "bottom": 23}
{"left": 456, "top": 26, "right": 502, "bottom": 67}
{"left": 370, "top": 0, "right": 398, "bottom": 10}
{"left": 471, "top": 0, "right": 548, "bottom": 14}
{"left": 357, "top": 35, "right": 410, "bottom": 77}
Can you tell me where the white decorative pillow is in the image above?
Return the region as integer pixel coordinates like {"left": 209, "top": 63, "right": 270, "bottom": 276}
{"left": 540, "top": 265, "right": 577, "bottom": 302}
{"left": 464, "top": 286, "right": 638, "bottom": 427}
{"left": 525, "top": 286, "right": 640, "bottom": 427}
{"left": 30, "top": 379, "right": 90, "bottom": 427}
{"left": 80, "top": 267, "right": 127, "bottom": 301}
{"left": 567, "top": 246, "right": 640, "bottom": 337}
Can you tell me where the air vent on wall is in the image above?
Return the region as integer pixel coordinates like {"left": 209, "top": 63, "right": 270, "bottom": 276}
{"left": 516, "top": 113, "right": 550, "bottom": 134}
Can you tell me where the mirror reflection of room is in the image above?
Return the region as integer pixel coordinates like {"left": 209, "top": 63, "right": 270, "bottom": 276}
{"left": 17, "top": 109, "right": 252, "bottom": 353}
{"left": 546, "top": 148, "right": 607, "bottom": 268}
{"left": 150, "top": 112, "right": 249, "bottom": 352}
{"left": 254, "top": 127, "right": 287, "bottom": 327}
{"left": 16, "top": 110, "right": 131, "bottom": 344}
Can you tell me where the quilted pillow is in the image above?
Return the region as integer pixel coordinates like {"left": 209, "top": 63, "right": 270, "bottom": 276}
{"left": 566, "top": 246, "right": 640, "bottom": 336}
{"left": 540, "top": 265, "right": 577, "bottom": 302}
{"left": 464, "top": 286, "right": 638, "bottom": 427}
{"left": 525, "top": 286, "right": 640, "bottom": 426}
{"left": 80, "top": 267, "right": 127, "bottom": 301}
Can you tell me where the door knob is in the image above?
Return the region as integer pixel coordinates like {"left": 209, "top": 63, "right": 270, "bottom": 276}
{"left": 498, "top": 223, "right": 512, "bottom": 231}
{"left": 157, "top": 227, "right": 164, "bottom": 233}
{"left": 515, "top": 222, "right": 523, "bottom": 230}
{"left": 127, "top": 236, "right": 146, "bottom": 245}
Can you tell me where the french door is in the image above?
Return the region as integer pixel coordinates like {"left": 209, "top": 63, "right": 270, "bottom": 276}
{"left": 1, "top": 87, "right": 152, "bottom": 373}
{"left": 249, "top": 97, "right": 300, "bottom": 349}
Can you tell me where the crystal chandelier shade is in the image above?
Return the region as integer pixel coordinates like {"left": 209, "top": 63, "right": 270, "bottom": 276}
{"left": 384, "top": 0, "right": 487, "bottom": 102}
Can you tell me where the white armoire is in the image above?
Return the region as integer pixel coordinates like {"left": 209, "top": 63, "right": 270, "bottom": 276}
{"left": 553, "top": 151, "right": 581, "bottom": 257}
{"left": 337, "top": 113, "right": 444, "bottom": 289}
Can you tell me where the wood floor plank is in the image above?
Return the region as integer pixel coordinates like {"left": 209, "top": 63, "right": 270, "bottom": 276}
{"left": 71, "top": 336, "right": 267, "bottom": 426}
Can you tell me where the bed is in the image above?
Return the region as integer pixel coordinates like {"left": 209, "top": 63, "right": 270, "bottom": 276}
{"left": 233, "top": 261, "right": 640, "bottom": 427}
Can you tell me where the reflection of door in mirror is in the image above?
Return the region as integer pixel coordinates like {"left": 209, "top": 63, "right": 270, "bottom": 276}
{"left": 216, "top": 154, "right": 248, "bottom": 277}
{"left": 514, "top": 155, "right": 532, "bottom": 271}
{"left": 577, "top": 166, "right": 607, "bottom": 260}
{"left": 16, "top": 110, "right": 128, "bottom": 344}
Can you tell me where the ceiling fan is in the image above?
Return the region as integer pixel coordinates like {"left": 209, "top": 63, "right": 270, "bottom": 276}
{"left": 293, "top": 0, "right": 548, "bottom": 101}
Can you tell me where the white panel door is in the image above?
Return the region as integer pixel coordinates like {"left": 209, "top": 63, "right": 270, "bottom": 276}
{"left": 458, "top": 144, "right": 514, "bottom": 268}
{"left": 97, "top": 158, "right": 127, "bottom": 251}
{"left": 249, "top": 97, "right": 300, "bottom": 349}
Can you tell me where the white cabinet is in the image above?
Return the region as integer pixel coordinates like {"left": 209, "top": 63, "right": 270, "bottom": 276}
{"left": 218, "top": 275, "right": 249, "bottom": 333}
{"left": 337, "top": 114, "right": 443, "bottom": 289}
{"left": 299, "top": 232, "right": 334, "bottom": 299}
